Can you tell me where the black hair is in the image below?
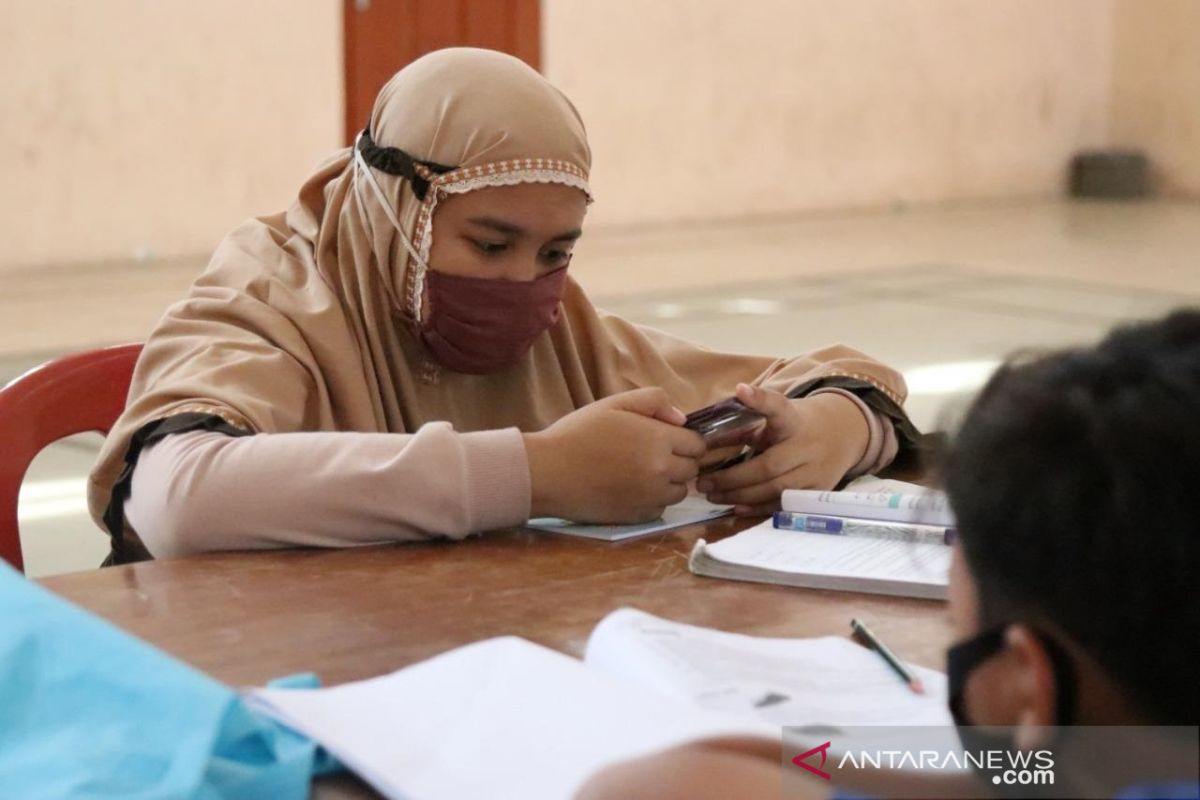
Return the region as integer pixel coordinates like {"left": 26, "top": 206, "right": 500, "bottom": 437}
{"left": 942, "top": 309, "right": 1200, "bottom": 724}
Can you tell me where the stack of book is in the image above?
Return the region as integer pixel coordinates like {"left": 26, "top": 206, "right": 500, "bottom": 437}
{"left": 688, "top": 478, "right": 956, "bottom": 600}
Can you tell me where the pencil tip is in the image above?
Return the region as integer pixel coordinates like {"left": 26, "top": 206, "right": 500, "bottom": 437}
{"left": 911, "top": 679, "right": 926, "bottom": 695}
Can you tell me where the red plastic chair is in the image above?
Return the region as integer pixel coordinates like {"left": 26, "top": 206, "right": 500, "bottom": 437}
{"left": 0, "top": 344, "right": 143, "bottom": 572}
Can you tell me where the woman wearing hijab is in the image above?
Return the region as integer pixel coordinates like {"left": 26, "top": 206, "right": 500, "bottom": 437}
{"left": 89, "top": 48, "right": 918, "bottom": 563}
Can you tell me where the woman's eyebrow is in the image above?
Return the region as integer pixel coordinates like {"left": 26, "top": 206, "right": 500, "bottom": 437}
{"left": 549, "top": 228, "right": 583, "bottom": 243}
{"left": 467, "top": 216, "right": 582, "bottom": 242}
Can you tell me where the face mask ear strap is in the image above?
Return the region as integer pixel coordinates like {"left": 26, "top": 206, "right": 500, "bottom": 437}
{"left": 947, "top": 625, "right": 1007, "bottom": 723}
{"left": 352, "top": 132, "right": 429, "bottom": 273}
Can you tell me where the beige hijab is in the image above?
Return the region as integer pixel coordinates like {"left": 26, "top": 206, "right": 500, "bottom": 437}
{"left": 90, "top": 48, "right": 910, "bottom": 550}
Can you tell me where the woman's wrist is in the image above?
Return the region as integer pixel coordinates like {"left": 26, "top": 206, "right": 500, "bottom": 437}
{"left": 793, "top": 391, "right": 872, "bottom": 477}
{"left": 523, "top": 430, "right": 558, "bottom": 519}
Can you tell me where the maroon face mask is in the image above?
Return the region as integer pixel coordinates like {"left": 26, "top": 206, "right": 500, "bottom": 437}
{"left": 420, "top": 266, "right": 569, "bottom": 374}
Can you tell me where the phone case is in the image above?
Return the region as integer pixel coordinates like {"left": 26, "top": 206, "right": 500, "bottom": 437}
{"left": 684, "top": 398, "right": 765, "bottom": 444}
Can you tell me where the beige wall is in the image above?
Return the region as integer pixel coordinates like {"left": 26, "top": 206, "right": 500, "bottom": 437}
{"left": 0, "top": 1, "right": 342, "bottom": 271}
{"left": 1111, "top": 0, "right": 1200, "bottom": 197}
{"left": 3, "top": 1, "right": 1196, "bottom": 271}
{"left": 543, "top": 0, "right": 1116, "bottom": 228}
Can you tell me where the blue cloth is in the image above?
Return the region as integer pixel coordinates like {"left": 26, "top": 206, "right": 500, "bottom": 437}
{"left": 0, "top": 561, "right": 339, "bottom": 799}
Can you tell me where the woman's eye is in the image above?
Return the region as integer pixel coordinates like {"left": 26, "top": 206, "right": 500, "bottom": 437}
{"left": 473, "top": 240, "right": 508, "bottom": 255}
{"left": 541, "top": 250, "right": 573, "bottom": 268}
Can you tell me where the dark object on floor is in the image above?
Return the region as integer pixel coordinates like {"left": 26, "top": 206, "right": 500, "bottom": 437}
{"left": 1069, "top": 150, "right": 1150, "bottom": 199}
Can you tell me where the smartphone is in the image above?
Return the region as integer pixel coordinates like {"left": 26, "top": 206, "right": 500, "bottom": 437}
{"left": 684, "top": 397, "right": 765, "bottom": 446}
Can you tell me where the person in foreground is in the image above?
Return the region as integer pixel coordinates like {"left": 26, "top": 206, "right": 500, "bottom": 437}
{"left": 576, "top": 309, "right": 1200, "bottom": 800}
{"left": 88, "top": 48, "right": 916, "bottom": 563}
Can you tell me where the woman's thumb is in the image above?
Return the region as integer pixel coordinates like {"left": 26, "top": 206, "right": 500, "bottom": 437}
{"left": 606, "top": 387, "right": 687, "bottom": 425}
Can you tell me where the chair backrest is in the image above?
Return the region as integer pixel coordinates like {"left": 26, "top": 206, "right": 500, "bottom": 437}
{"left": 0, "top": 344, "right": 143, "bottom": 572}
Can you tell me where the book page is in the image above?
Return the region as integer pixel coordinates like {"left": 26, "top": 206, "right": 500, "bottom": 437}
{"left": 585, "top": 608, "right": 953, "bottom": 728}
{"left": 247, "top": 637, "right": 770, "bottom": 800}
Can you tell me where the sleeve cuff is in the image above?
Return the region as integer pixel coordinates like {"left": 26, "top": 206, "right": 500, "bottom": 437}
{"left": 808, "top": 387, "right": 898, "bottom": 477}
{"left": 460, "top": 427, "right": 532, "bottom": 532}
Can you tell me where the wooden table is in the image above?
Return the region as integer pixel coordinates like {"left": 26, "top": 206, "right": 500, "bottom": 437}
{"left": 39, "top": 517, "right": 952, "bottom": 798}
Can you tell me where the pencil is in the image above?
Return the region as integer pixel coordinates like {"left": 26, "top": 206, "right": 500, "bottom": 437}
{"left": 850, "top": 618, "right": 925, "bottom": 695}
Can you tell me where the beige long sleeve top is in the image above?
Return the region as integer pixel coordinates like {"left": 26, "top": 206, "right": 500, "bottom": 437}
{"left": 126, "top": 388, "right": 897, "bottom": 558}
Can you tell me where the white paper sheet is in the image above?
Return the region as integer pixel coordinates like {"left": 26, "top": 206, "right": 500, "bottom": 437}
{"left": 526, "top": 493, "right": 731, "bottom": 541}
{"left": 584, "top": 608, "right": 953, "bottom": 728}
{"left": 247, "top": 637, "right": 771, "bottom": 800}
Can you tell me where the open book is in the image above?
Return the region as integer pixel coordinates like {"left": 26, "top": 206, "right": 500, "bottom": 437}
{"left": 247, "top": 609, "right": 950, "bottom": 800}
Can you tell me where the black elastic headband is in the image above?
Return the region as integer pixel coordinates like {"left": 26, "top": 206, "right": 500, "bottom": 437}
{"left": 357, "top": 129, "right": 456, "bottom": 201}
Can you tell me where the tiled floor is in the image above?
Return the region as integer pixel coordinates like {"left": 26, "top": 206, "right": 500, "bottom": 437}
{"left": 5, "top": 199, "right": 1199, "bottom": 577}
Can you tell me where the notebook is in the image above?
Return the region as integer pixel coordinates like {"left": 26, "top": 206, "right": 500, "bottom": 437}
{"left": 526, "top": 493, "right": 731, "bottom": 541}
{"left": 246, "top": 608, "right": 952, "bottom": 800}
{"left": 688, "top": 518, "right": 951, "bottom": 599}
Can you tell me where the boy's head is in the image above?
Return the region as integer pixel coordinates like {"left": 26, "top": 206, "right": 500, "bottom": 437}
{"left": 942, "top": 309, "right": 1199, "bottom": 728}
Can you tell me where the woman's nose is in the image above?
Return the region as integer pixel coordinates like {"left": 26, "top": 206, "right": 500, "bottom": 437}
{"left": 499, "top": 254, "right": 542, "bottom": 282}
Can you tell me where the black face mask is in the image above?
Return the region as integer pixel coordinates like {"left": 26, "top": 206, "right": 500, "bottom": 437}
{"left": 946, "top": 624, "right": 1078, "bottom": 793}
{"left": 947, "top": 624, "right": 1078, "bottom": 727}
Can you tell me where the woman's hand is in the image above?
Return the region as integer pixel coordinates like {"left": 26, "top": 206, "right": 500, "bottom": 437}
{"left": 695, "top": 383, "right": 869, "bottom": 516}
{"left": 524, "top": 388, "right": 706, "bottom": 523}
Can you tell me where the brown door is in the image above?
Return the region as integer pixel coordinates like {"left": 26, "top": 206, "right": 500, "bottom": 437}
{"left": 343, "top": 0, "right": 541, "bottom": 142}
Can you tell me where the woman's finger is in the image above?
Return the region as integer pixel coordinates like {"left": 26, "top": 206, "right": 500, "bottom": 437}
{"left": 732, "top": 501, "right": 780, "bottom": 517}
{"left": 707, "top": 478, "right": 790, "bottom": 508}
{"left": 734, "top": 383, "right": 801, "bottom": 439}
{"left": 696, "top": 453, "right": 776, "bottom": 494}
{"left": 698, "top": 441, "right": 811, "bottom": 494}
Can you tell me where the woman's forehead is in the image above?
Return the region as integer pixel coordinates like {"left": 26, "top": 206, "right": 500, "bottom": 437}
{"left": 436, "top": 183, "right": 589, "bottom": 230}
